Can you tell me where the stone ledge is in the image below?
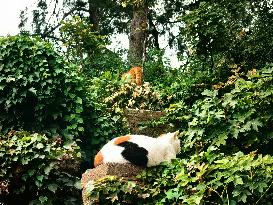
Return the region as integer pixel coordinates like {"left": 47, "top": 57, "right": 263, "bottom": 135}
{"left": 123, "top": 108, "right": 167, "bottom": 137}
{"left": 81, "top": 163, "right": 144, "bottom": 205}
{"left": 82, "top": 163, "right": 143, "bottom": 182}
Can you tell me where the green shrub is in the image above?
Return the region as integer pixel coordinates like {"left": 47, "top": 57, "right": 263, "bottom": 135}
{"left": 0, "top": 35, "right": 84, "bottom": 139}
{"left": 82, "top": 49, "right": 127, "bottom": 78}
{"left": 87, "top": 71, "right": 122, "bottom": 103}
{"left": 157, "top": 69, "right": 214, "bottom": 106}
{"left": 81, "top": 71, "right": 129, "bottom": 166}
{"left": 104, "top": 82, "right": 165, "bottom": 110}
{"left": 179, "top": 66, "right": 273, "bottom": 155}
{"left": 143, "top": 49, "right": 169, "bottom": 84}
{"left": 0, "top": 131, "right": 81, "bottom": 205}
{"left": 86, "top": 150, "right": 273, "bottom": 204}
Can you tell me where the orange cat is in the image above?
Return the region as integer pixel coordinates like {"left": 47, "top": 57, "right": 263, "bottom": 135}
{"left": 122, "top": 66, "right": 143, "bottom": 86}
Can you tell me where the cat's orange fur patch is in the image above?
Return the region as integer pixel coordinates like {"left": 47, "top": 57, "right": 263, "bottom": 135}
{"left": 114, "top": 135, "right": 131, "bottom": 145}
{"left": 94, "top": 151, "right": 104, "bottom": 167}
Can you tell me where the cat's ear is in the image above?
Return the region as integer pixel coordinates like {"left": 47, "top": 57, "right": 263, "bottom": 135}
{"left": 171, "top": 131, "right": 179, "bottom": 139}
{"left": 158, "top": 131, "right": 179, "bottom": 140}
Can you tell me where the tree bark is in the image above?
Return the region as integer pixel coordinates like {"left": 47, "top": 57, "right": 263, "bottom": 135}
{"left": 88, "top": 0, "right": 99, "bottom": 31}
{"left": 128, "top": 4, "right": 148, "bottom": 67}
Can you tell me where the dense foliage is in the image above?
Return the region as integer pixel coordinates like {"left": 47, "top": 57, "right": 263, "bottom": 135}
{"left": 180, "top": 0, "right": 273, "bottom": 79}
{"left": 0, "top": 131, "right": 81, "bottom": 205}
{"left": 0, "top": 36, "right": 84, "bottom": 139}
{"left": 181, "top": 67, "right": 273, "bottom": 155}
{"left": 59, "top": 17, "right": 126, "bottom": 78}
{"left": 85, "top": 65, "right": 273, "bottom": 204}
{"left": 87, "top": 151, "right": 273, "bottom": 204}
{"left": 2, "top": 0, "right": 273, "bottom": 204}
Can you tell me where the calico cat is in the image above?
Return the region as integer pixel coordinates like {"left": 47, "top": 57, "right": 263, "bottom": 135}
{"left": 122, "top": 66, "right": 143, "bottom": 86}
{"left": 93, "top": 131, "right": 180, "bottom": 167}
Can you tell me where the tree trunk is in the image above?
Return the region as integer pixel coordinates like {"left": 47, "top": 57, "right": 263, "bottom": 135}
{"left": 128, "top": 4, "right": 148, "bottom": 67}
{"left": 88, "top": 0, "right": 99, "bottom": 31}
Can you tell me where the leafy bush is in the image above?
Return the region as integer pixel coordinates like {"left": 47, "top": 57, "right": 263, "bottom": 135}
{"left": 0, "top": 131, "right": 81, "bottom": 205}
{"left": 104, "top": 82, "right": 165, "bottom": 110}
{"left": 86, "top": 150, "right": 273, "bottom": 204}
{"left": 143, "top": 49, "right": 169, "bottom": 84}
{"left": 179, "top": 66, "right": 273, "bottom": 155}
{"left": 0, "top": 35, "right": 84, "bottom": 139}
{"left": 82, "top": 49, "right": 126, "bottom": 78}
{"left": 81, "top": 72, "right": 129, "bottom": 166}
{"left": 87, "top": 71, "right": 122, "bottom": 103}
{"left": 157, "top": 69, "right": 214, "bottom": 106}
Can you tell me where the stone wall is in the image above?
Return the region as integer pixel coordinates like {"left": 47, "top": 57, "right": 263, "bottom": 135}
{"left": 81, "top": 163, "right": 143, "bottom": 205}
{"left": 123, "top": 108, "right": 167, "bottom": 137}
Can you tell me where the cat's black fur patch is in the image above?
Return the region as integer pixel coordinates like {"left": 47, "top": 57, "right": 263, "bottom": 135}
{"left": 118, "top": 141, "right": 148, "bottom": 167}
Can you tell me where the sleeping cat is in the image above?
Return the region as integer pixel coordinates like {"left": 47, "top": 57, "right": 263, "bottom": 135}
{"left": 93, "top": 131, "right": 180, "bottom": 167}
{"left": 122, "top": 66, "right": 143, "bottom": 86}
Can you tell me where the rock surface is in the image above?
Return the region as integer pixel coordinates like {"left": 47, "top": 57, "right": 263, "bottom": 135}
{"left": 123, "top": 108, "right": 167, "bottom": 137}
{"left": 81, "top": 163, "right": 143, "bottom": 205}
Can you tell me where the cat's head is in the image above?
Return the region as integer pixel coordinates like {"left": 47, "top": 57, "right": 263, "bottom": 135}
{"left": 159, "top": 131, "right": 181, "bottom": 154}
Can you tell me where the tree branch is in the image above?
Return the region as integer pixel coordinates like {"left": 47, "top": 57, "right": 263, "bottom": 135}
{"left": 41, "top": 7, "right": 79, "bottom": 38}
{"left": 147, "top": 10, "right": 159, "bottom": 49}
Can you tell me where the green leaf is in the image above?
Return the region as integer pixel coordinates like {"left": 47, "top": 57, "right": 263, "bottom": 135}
{"left": 214, "top": 134, "right": 228, "bottom": 147}
{"left": 37, "top": 175, "right": 44, "bottom": 182}
{"left": 36, "top": 143, "right": 44, "bottom": 149}
{"left": 39, "top": 196, "right": 48, "bottom": 203}
{"left": 230, "top": 200, "right": 237, "bottom": 205}
{"left": 28, "top": 169, "right": 35, "bottom": 177}
{"left": 240, "top": 193, "right": 247, "bottom": 203}
{"left": 48, "top": 183, "right": 58, "bottom": 193}
{"left": 76, "top": 97, "right": 82, "bottom": 104}
{"left": 202, "top": 89, "right": 218, "bottom": 97}
{"left": 78, "top": 126, "right": 84, "bottom": 132}
{"left": 28, "top": 87, "right": 37, "bottom": 94}
{"left": 234, "top": 176, "right": 243, "bottom": 185}
{"left": 74, "top": 180, "right": 82, "bottom": 190}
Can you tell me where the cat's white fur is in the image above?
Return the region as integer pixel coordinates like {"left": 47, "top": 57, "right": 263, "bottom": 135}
{"left": 99, "top": 131, "right": 181, "bottom": 167}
